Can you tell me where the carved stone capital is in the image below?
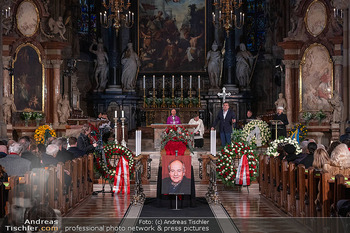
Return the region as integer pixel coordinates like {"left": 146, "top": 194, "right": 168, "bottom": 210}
{"left": 282, "top": 60, "right": 300, "bottom": 69}
{"left": 2, "top": 56, "right": 12, "bottom": 68}
{"left": 50, "top": 59, "right": 63, "bottom": 69}
{"left": 43, "top": 60, "right": 52, "bottom": 69}
{"left": 332, "top": 56, "right": 343, "bottom": 65}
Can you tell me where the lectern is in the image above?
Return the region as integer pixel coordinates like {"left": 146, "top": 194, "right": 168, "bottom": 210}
{"left": 270, "top": 120, "right": 283, "bottom": 140}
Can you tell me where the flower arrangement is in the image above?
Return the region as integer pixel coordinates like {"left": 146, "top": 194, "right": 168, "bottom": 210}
{"left": 95, "top": 142, "right": 135, "bottom": 181}
{"left": 231, "top": 129, "right": 243, "bottom": 142}
{"left": 216, "top": 141, "right": 258, "bottom": 186}
{"left": 302, "top": 111, "right": 314, "bottom": 124}
{"left": 161, "top": 125, "right": 194, "bottom": 154}
{"left": 288, "top": 124, "right": 307, "bottom": 142}
{"left": 266, "top": 137, "right": 302, "bottom": 157}
{"left": 34, "top": 125, "right": 56, "bottom": 144}
{"left": 20, "top": 111, "right": 33, "bottom": 120}
{"left": 241, "top": 120, "right": 271, "bottom": 146}
{"left": 32, "top": 112, "right": 44, "bottom": 120}
{"left": 314, "top": 110, "right": 326, "bottom": 123}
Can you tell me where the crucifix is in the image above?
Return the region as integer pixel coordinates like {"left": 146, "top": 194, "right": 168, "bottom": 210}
{"left": 217, "top": 87, "right": 231, "bottom": 103}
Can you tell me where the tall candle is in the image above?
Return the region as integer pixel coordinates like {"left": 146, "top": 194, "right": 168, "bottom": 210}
{"left": 181, "top": 75, "right": 183, "bottom": 89}
{"left": 172, "top": 75, "right": 174, "bottom": 89}
{"left": 115, "top": 110, "right": 117, "bottom": 118}
{"left": 162, "top": 75, "right": 165, "bottom": 89}
{"left": 122, "top": 110, "right": 124, "bottom": 118}
{"left": 189, "top": 75, "right": 192, "bottom": 89}
{"left": 153, "top": 75, "right": 155, "bottom": 89}
{"left": 198, "top": 75, "right": 200, "bottom": 89}
{"left": 143, "top": 75, "right": 145, "bottom": 89}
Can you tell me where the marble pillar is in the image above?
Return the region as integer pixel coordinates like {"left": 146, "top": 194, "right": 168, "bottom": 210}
{"left": 51, "top": 59, "right": 63, "bottom": 127}
{"left": 283, "top": 60, "right": 298, "bottom": 126}
{"left": 333, "top": 56, "right": 343, "bottom": 96}
{"left": 2, "top": 56, "right": 11, "bottom": 97}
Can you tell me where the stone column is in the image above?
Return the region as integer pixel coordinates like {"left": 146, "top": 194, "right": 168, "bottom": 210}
{"left": 223, "top": 30, "right": 239, "bottom": 94}
{"left": 333, "top": 56, "right": 343, "bottom": 96}
{"left": 2, "top": 56, "right": 11, "bottom": 97}
{"left": 282, "top": 60, "right": 298, "bottom": 126}
{"left": 51, "top": 59, "right": 63, "bottom": 127}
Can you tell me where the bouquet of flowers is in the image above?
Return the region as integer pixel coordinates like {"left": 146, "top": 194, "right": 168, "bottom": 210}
{"left": 314, "top": 110, "right": 326, "bottom": 123}
{"left": 241, "top": 120, "right": 271, "bottom": 146}
{"left": 302, "top": 111, "right": 314, "bottom": 124}
{"left": 217, "top": 141, "right": 258, "bottom": 187}
{"left": 20, "top": 111, "right": 33, "bottom": 120}
{"left": 34, "top": 125, "right": 56, "bottom": 144}
{"left": 266, "top": 137, "right": 301, "bottom": 157}
{"left": 161, "top": 125, "right": 194, "bottom": 154}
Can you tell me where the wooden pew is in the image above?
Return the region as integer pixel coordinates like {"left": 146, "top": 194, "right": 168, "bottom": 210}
{"left": 281, "top": 160, "right": 288, "bottom": 212}
{"left": 274, "top": 158, "right": 281, "bottom": 206}
{"left": 258, "top": 154, "right": 264, "bottom": 195}
{"left": 87, "top": 154, "right": 94, "bottom": 195}
{"left": 297, "top": 164, "right": 306, "bottom": 217}
{"left": 287, "top": 162, "right": 296, "bottom": 216}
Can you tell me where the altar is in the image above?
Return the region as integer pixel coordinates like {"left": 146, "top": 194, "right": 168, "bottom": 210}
{"left": 150, "top": 124, "right": 198, "bottom": 149}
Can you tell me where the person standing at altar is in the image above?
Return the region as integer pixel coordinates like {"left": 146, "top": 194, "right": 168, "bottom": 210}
{"left": 211, "top": 102, "right": 236, "bottom": 147}
{"left": 166, "top": 109, "right": 181, "bottom": 124}
{"left": 189, "top": 114, "right": 204, "bottom": 148}
{"left": 272, "top": 106, "right": 289, "bottom": 138}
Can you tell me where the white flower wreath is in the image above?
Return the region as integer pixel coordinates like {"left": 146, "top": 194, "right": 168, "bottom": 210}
{"left": 241, "top": 120, "right": 271, "bottom": 146}
{"left": 266, "top": 137, "right": 302, "bottom": 157}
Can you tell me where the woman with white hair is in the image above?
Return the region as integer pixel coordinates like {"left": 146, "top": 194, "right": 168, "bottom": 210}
{"left": 330, "top": 143, "right": 350, "bottom": 169}
{"left": 41, "top": 144, "right": 59, "bottom": 167}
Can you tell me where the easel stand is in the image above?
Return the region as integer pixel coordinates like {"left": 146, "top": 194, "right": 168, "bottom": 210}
{"left": 172, "top": 150, "right": 182, "bottom": 210}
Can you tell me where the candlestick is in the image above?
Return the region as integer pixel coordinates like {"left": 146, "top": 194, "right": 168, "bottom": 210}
{"left": 114, "top": 117, "right": 118, "bottom": 144}
{"left": 189, "top": 75, "right": 192, "bottom": 89}
{"left": 198, "top": 75, "right": 200, "bottom": 89}
{"left": 153, "top": 75, "right": 155, "bottom": 89}
{"left": 162, "top": 75, "right": 165, "bottom": 89}
{"left": 143, "top": 75, "right": 145, "bottom": 89}
{"left": 115, "top": 110, "right": 117, "bottom": 118}
{"left": 172, "top": 75, "right": 174, "bottom": 89}
{"left": 121, "top": 116, "right": 126, "bottom": 147}
{"left": 121, "top": 110, "right": 124, "bottom": 118}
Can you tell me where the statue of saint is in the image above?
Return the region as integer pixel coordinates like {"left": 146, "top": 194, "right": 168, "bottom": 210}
{"left": 274, "top": 93, "right": 288, "bottom": 111}
{"left": 329, "top": 92, "right": 343, "bottom": 123}
{"left": 205, "top": 41, "right": 222, "bottom": 89}
{"left": 57, "top": 94, "right": 72, "bottom": 124}
{"left": 2, "top": 94, "right": 16, "bottom": 124}
{"left": 121, "top": 43, "right": 140, "bottom": 90}
{"left": 48, "top": 16, "right": 67, "bottom": 40}
{"left": 236, "top": 43, "right": 257, "bottom": 88}
{"left": 89, "top": 38, "right": 109, "bottom": 92}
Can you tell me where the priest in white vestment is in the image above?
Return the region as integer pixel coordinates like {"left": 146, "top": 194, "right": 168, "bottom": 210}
{"left": 189, "top": 115, "right": 205, "bottom": 148}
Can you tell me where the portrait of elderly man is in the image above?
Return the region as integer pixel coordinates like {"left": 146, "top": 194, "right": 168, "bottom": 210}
{"left": 162, "top": 159, "right": 191, "bottom": 195}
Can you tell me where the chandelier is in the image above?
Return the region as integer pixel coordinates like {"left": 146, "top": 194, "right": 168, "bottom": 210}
{"left": 212, "top": 0, "right": 244, "bottom": 37}
{"left": 100, "top": 0, "right": 134, "bottom": 35}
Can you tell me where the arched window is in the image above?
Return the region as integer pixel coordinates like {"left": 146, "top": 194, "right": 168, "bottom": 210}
{"left": 78, "top": 0, "right": 96, "bottom": 36}
{"left": 245, "top": 0, "right": 265, "bottom": 52}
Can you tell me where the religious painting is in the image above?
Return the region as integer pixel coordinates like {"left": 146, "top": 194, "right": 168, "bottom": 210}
{"left": 300, "top": 43, "right": 333, "bottom": 112}
{"left": 12, "top": 44, "right": 44, "bottom": 111}
{"left": 161, "top": 155, "right": 191, "bottom": 195}
{"left": 138, "top": 0, "right": 206, "bottom": 73}
{"left": 305, "top": 0, "right": 327, "bottom": 37}
{"left": 16, "top": 0, "right": 40, "bottom": 37}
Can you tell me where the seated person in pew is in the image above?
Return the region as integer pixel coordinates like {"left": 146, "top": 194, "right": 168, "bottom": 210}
{"left": 312, "top": 148, "right": 330, "bottom": 171}
{"left": 330, "top": 143, "right": 350, "bottom": 169}
{"left": 296, "top": 142, "right": 317, "bottom": 169}
{"left": 327, "top": 140, "right": 342, "bottom": 158}
{"left": 41, "top": 144, "right": 60, "bottom": 167}
{"left": 77, "top": 124, "right": 98, "bottom": 154}
{"left": 68, "top": 137, "right": 85, "bottom": 158}
{"left": 0, "top": 145, "right": 7, "bottom": 158}
{"left": 19, "top": 137, "right": 41, "bottom": 169}
{"left": 282, "top": 144, "right": 298, "bottom": 163}
{"left": 51, "top": 138, "right": 74, "bottom": 163}
{"left": 188, "top": 114, "right": 204, "bottom": 148}
{"left": 0, "top": 143, "right": 31, "bottom": 176}
{"left": 294, "top": 140, "right": 310, "bottom": 164}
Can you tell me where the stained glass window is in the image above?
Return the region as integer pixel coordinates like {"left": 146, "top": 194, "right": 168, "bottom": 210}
{"left": 245, "top": 0, "right": 265, "bottom": 52}
{"left": 78, "top": 0, "right": 96, "bottom": 35}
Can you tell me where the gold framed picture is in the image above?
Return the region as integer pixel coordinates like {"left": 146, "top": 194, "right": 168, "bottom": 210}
{"left": 16, "top": 0, "right": 40, "bottom": 37}
{"left": 305, "top": 0, "right": 327, "bottom": 37}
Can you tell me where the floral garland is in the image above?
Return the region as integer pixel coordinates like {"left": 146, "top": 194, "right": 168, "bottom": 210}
{"left": 34, "top": 125, "right": 56, "bottom": 144}
{"left": 216, "top": 141, "right": 258, "bottom": 186}
{"left": 288, "top": 123, "right": 307, "bottom": 142}
{"left": 161, "top": 125, "right": 194, "bottom": 153}
{"left": 241, "top": 120, "right": 271, "bottom": 146}
{"left": 94, "top": 143, "right": 135, "bottom": 181}
{"left": 266, "top": 137, "right": 302, "bottom": 157}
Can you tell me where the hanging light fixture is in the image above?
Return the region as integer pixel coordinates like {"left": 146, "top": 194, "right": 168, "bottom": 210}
{"left": 212, "top": 0, "right": 244, "bottom": 37}
{"left": 100, "top": 0, "right": 134, "bottom": 35}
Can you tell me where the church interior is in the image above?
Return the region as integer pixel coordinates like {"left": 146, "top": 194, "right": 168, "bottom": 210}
{"left": 1, "top": 0, "right": 350, "bottom": 232}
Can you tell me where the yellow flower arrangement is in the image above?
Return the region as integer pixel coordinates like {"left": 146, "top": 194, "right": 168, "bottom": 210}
{"left": 34, "top": 125, "right": 56, "bottom": 144}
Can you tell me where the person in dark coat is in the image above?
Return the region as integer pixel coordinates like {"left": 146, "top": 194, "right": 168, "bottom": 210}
{"left": 0, "top": 143, "right": 31, "bottom": 176}
{"left": 272, "top": 107, "right": 289, "bottom": 139}
{"left": 41, "top": 144, "right": 59, "bottom": 167}
{"left": 77, "top": 124, "right": 97, "bottom": 154}
{"left": 283, "top": 144, "right": 298, "bottom": 162}
{"left": 298, "top": 142, "right": 317, "bottom": 169}
{"left": 339, "top": 127, "right": 350, "bottom": 143}
{"left": 211, "top": 102, "right": 236, "bottom": 147}
{"left": 51, "top": 138, "right": 74, "bottom": 163}
{"left": 162, "top": 160, "right": 191, "bottom": 194}
{"left": 68, "top": 137, "right": 86, "bottom": 158}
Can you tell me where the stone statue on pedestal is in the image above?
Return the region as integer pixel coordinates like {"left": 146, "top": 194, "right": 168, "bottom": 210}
{"left": 57, "top": 94, "right": 72, "bottom": 124}
{"left": 89, "top": 38, "right": 109, "bottom": 92}
{"left": 121, "top": 43, "right": 140, "bottom": 91}
{"left": 236, "top": 43, "right": 257, "bottom": 88}
{"left": 206, "top": 42, "right": 222, "bottom": 89}
{"left": 2, "top": 94, "right": 16, "bottom": 124}
{"left": 274, "top": 93, "right": 287, "bottom": 111}
{"left": 48, "top": 16, "right": 67, "bottom": 40}
{"left": 329, "top": 92, "right": 343, "bottom": 123}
